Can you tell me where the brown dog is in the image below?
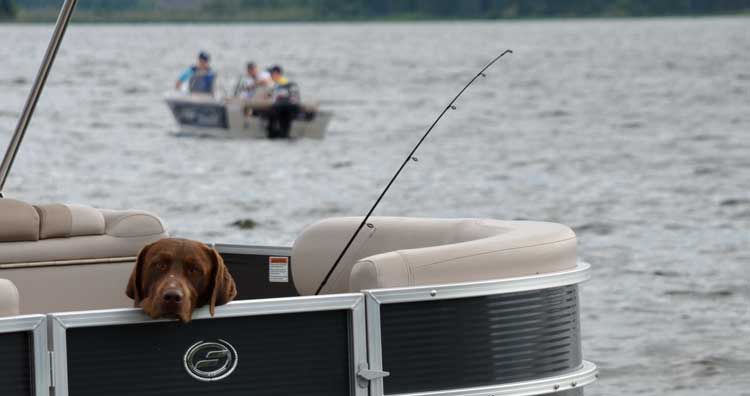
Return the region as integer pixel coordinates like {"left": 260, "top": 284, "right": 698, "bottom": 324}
{"left": 126, "top": 238, "right": 236, "bottom": 322}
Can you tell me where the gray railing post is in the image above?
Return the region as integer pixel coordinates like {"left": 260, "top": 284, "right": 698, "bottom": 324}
{"left": 0, "top": 0, "right": 78, "bottom": 192}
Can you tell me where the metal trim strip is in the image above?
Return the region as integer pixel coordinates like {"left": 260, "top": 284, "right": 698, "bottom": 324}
{"left": 0, "top": 314, "right": 44, "bottom": 333}
{"left": 50, "top": 316, "right": 68, "bottom": 396}
{"left": 214, "top": 243, "right": 292, "bottom": 257}
{"left": 49, "top": 293, "right": 362, "bottom": 329}
{"left": 365, "top": 293, "right": 385, "bottom": 396}
{"left": 0, "top": 257, "right": 135, "bottom": 270}
{"left": 351, "top": 296, "right": 369, "bottom": 396}
{"left": 366, "top": 262, "right": 590, "bottom": 304}
{"left": 0, "top": 314, "right": 49, "bottom": 396}
{"left": 385, "top": 361, "right": 597, "bottom": 396}
{"left": 32, "top": 316, "right": 49, "bottom": 396}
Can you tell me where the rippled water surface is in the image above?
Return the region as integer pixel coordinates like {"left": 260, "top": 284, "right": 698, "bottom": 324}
{"left": 1, "top": 18, "right": 749, "bottom": 395}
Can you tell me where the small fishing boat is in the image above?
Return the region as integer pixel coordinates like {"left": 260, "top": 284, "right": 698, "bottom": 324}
{"left": 165, "top": 92, "right": 332, "bottom": 139}
{"left": 0, "top": 1, "right": 598, "bottom": 396}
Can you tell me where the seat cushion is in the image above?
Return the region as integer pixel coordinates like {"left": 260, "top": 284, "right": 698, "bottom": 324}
{"left": 0, "top": 279, "right": 20, "bottom": 317}
{"left": 350, "top": 220, "right": 577, "bottom": 291}
{"left": 102, "top": 210, "right": 166, "bottom": 238}
{"left": 0, "top": 199, "right": 40, "bottom": 242}
{"left": 33, "top": 203, "right": 107, "bottom": 239}
{"left": 69, "top": 204, "right": 106, "bottom": 236}
{"left": 35, "top": 203, "right": 73, "bottom": 239}
{"left": 292, "top": 217, "right": 577, "bottom": 295}
{"left": 0, "top": 202, "right": 168, "bottom": 264}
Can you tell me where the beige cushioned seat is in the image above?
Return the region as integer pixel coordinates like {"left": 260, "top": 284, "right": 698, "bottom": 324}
{"left": 0, "top": 199, "right": 40, "bottom": 242}
{"left": 0, "top": 199, "right": 167, "bottom": 264}
{"left": 0, "top": 279, "right": 20, "bottom": 317}
{"left": 0, "top": 198, "right": 169, "bottom": 314}
{"left": 292, "top": 217, "right": 577, "bottom": 295}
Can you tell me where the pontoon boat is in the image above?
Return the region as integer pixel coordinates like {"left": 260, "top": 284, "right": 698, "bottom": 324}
{"left": 0, "top": 1, "right": 598, "bottom": 395}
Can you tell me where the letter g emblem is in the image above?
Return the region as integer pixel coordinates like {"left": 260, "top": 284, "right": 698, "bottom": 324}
{"left": 184, "top": 339, "right": 238, "bottom": 381}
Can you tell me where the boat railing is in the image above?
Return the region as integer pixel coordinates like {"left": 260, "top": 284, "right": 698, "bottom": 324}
{"left": 0, "top": 264, "right": 596, "bottom": 396}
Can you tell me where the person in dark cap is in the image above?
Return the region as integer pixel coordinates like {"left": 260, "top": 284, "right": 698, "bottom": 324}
{"left": 175, "top": 51, "right": 216, "bottom": 94}
{"left": 268, "top": 65, "right": 288, "bottom": 86}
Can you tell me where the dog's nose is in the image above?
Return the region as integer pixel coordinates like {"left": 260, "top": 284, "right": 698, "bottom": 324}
{"left": 162, "top": 289, "right": 183, "bottom": 303}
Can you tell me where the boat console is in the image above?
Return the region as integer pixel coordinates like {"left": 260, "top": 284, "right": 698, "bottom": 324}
{"left": 0, "top": 200, "right": 597, "bottom": 396}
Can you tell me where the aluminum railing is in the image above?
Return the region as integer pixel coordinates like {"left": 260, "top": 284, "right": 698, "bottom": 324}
{"left": 0, "top": 264, "right": 596, "bottom": 396}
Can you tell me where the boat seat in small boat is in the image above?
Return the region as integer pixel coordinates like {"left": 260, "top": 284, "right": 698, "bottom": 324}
{"left": 292, "top": 217, "right": 577, "bottom": 295}
{"left": 0, "top": 279, "right": 19, "bottom": 317}
{"left": 0, "top": 198, "right": 168, "bottom": 265}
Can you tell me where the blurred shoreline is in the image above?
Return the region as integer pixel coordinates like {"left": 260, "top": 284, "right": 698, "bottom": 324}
{"left": 5, "top": 9, "right": 749, "bottom": 24}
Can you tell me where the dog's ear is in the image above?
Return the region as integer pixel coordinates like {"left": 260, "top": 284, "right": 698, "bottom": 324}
{"left": 126, "top": 242, "right": 154, "bottom": 306}
{"left": 207, "top": 247, "right": 237, "bottom": 316}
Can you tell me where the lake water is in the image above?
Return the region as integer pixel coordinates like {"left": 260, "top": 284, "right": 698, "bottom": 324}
{"left": 0, "top": 17, "right": 748, "bottom": 395}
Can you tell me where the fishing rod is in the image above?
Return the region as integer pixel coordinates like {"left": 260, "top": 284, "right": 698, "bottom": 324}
{"left": 314, "top": 49, "right": 513, "bottom": 295}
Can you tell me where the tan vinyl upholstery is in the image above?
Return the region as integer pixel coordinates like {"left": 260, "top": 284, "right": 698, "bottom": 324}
{"left": 3, "top": 261, "right": 138, "bottom": 315}
{"left": 291, "top": 217, "right": 577, "bottom": 295}
{"left": 0, "top": 204, "right": 167, "bottom": 265}
{"left": 0, "top": 199, "right": 40, "bottom": 242}
{"left": 0, "top": 279, "right": 20, "bottom": 317}
{"left": 69, "top": 204, "right": 106, "bottom": 236}
{"left": 0, "top": 198, "right": 169, "bottom": 314}
{"left": 35, "top": 203, "right": 73, "bottom": 239}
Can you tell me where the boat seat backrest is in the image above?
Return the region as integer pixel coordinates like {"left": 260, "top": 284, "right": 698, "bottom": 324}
{"left": 291, "top": 217, "right": 577, "bottom": 295}
{"left": 0, "top": 198, "right": 41, "bottom": 242}
{"left": 0, "top": 279, "right": 20, "bottom": 317}
{"left": 0, "top": 198, "right": 167, "bottom": 264}
{"left": 1, "top": 199, "right": 109, "bottom": 242}
{"left": 0, "top": 198, "right": 169, "bottom": 314}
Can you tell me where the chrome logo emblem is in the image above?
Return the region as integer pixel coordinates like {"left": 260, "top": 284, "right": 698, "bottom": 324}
{"left": 184, "top": 339, "right": 238, "bottom": 382}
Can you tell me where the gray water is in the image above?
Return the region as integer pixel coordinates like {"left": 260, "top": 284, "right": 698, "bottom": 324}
{"left": 0, "top": 17, "right": 748, "bottom": 395}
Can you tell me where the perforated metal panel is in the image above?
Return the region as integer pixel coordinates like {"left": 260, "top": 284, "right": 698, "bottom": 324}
{"left": 64, "top": 310, "right": 351, "bottom": 396}
{"left": 379, "top": 285, "right": 581, "bottom": 394}
{"left": 0, "top": 331, "right": 34, "bottom": 396}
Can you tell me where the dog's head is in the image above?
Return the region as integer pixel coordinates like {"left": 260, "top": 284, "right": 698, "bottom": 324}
{"left": 126, "top": 238, "right": 236, "bottom": 322}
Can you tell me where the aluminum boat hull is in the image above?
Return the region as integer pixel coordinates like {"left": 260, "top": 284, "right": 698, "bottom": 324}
{"left": 165, "top": 93, "right": 332, "bottom": 139}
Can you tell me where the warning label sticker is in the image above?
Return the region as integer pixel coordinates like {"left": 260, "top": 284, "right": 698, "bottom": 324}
{"left": 269, "top": 257, "right": 289, "bottom": 283}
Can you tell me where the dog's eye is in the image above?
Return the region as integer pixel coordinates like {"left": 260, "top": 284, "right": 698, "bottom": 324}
{"left": 157, "top": 262, "right": 168, "bottom": 271}
{"left": 187, "top": 267, "right": 198, "bottom": 274}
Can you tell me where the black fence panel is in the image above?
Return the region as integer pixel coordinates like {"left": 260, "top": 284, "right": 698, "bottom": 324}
{"left": 0, "top": 331, "right": 33, "bottom": 396}
{"left": 380, "top": 285, "right": 581, "bottom": 394}
{"left": 65, "top": 310, "right": 350, "bottom": 396}
{"left": 220, "top": 252, "right": 298, "bottom": 300}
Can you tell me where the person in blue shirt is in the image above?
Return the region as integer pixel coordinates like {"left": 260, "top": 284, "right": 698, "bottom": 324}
{"left": 175, "top": 51, "right": 216, "bottom": 94}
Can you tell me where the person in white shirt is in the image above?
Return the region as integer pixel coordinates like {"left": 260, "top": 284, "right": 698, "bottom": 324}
{"left": 239, "top": 62, "right": 271, "bottom": 99}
